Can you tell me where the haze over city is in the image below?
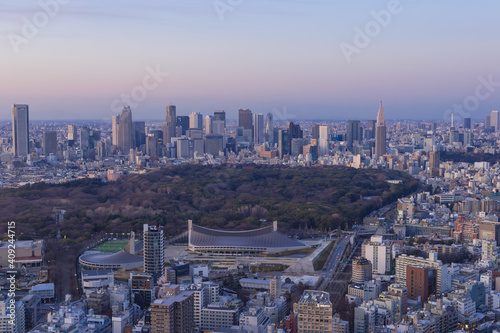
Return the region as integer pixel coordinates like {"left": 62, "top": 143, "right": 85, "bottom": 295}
{"left": 2, "top": 0, "right": 500, "bottom": 120}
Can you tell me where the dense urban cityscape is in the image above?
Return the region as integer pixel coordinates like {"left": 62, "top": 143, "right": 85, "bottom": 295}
{"left": 1, "top": 101, "right": 500, "bottom": 333}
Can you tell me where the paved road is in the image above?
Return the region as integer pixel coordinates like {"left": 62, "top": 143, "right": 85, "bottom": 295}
{"left": 318, "top": 234, "right": 350, "bottom": 290}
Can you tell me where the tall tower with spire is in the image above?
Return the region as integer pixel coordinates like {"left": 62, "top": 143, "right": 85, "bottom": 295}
{"left": 375, "top": 100, "right": 386, "bottom": 158}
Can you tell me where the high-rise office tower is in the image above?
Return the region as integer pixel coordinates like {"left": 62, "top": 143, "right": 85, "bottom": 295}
{"left": 367, "top": 120, "right": 376, "bottom": 139}
{"left": 288, "top": 122, "right": 303, "bottom": 139}
{"left": 213, "top": 110, "right": 226, "bottom": 124}
{"left": 118, "top": 107, "right": 134, "bottom": 152}
{"left": 189, "top": 111, "right": 203, "bottom": 130}
{"left": 265, "top": 113, "right": 274, "bottom": 146}
{"left": 429, "top": 151, "right": 440, "bottom": 169}
{"left": 294, "top": 290, "right": 332, "bottom": 333}
{"left": 311, "top": 124, "right": 320, "bottom": 141}
{"left": 133, "top": 121, "right": 146, "bottom": 148}
{"left": 204, "top": 115, "right": 213, "bottom": 135}
{"left": 96, "top": 141, "right": 106, "bottom": 159}
{"left": 318, "top": 125, "right": 329, "bottom": 156}
{"left": 12, "top": 104, "right": 29, "bottom": 157}
{"left": 42, "top": 131, "right": 58, "bottom": 156}
{"left": 347, "top": 120, "right": 361, "bottom": 151}
{"left": 254, "top": 113, "right": 264, "bottom": 145}
{"left": 238, "top": 109, "right": 252, "bottom": 130}
{"left": 143, "top": 224, "right": 164, "bottom": 280}
{"left": 163, "top": 105, "right": 177, "bottom": 145}
{"left": 146, "top": 135, "right": 160, "bottom": 158}
{"left": 278, "top": 129, "right": 290, "bottom": 159}
{"left": 212, "top": 110, "right": 226, "bottom": 137}
{"left": 176, "top": 116, "right": 189, "bottom": 136}
{"left": 485, "top": 115, "right": 491, "bottom": 130}
{"left": 79, "top": 126, "right": 91, "bottom": 150}
{"left": 491, "top": 110, "right": 499, "bottom": 131}
{"left": 68, "top": 125, "right": 77, "bottom": 147}
{"left": 375, "top": 101, "right": 387, "bottom": 158}
{"left": 463, "top": 117, "right": 471, "bottom": 130}
{"left": 112, "top": 115, "right": 120, "bottom": 146}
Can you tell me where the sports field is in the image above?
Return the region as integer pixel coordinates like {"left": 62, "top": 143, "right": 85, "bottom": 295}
{"left": 94, "top": 241, "right": 129, "bottom": 253}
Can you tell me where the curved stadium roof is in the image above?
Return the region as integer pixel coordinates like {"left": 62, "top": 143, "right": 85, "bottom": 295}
{"left": 189, "top": 224, "right": 305, "bottom": 249}
{"left": 80, "top": 250, "right": 142, "bottom": 265}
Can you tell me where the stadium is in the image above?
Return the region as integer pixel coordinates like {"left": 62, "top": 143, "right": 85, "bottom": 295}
{"left": 187, "top": 220, "right": 307, "bottom": 256}
{"left": 79, "top": 232, "right": 143, "bottom": 270}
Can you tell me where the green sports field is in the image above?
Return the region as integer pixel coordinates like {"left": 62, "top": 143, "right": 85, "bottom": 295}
{"left": 94, "top": 241, "right": 129, "bottom": 253}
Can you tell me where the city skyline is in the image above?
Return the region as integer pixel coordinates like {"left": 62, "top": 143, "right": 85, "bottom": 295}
{"left": 2, "top": 1, "right": 500, "bottom": 120}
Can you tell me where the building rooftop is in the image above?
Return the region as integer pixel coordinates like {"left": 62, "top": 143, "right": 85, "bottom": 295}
{"left": 79, "top": 250, "right": 142, "bottom": 265}
{"left": 298, "top": 290, "right": 331, "bottom": 304}
{"left": 189, "top": 223, "right": 305, "bottom": 249}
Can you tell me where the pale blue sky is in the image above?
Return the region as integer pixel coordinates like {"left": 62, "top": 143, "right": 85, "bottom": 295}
{"left": 1, "top": 1, "right": 499, "bottom": 120}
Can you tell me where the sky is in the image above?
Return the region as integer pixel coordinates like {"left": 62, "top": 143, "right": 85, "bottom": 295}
{"left": 1, "top": 0, "right": 500, "bottom": 121}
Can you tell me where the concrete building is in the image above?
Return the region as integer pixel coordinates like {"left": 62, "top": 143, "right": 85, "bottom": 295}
{"left": 185, "top": 284, "right": 208, "bottom": 330}
{"left": 362, "top": 236, "right": 392, "bottom": 275}
{"left": 30, "top": 283, "right": 55, "bottom": 302}
{"left": 270, "top": 276, "right": 281, "bottom": 302}
{"left": 387, "top": 284, "right": 408, "bottom": 316}
{"left": 81, "top": 269, "right": 114, "bottom": 296}
{"left": 239, "top": 306, "right": 269, "bottom": 332}
{"left": 201, "top": 297, "right": 241, "bottom": 331}
{"left": 129, "top": 273, "right": 154, "bottom": 310}
{"left": 396, "top": 252, "right": 451, "bottom": 295}
{"left": 354, "top": 302, "right": 377, "bottom": 333}
{"left": 0, "top": 295, "right": 25, "bottom": 333}
{"left": 150, "top": 292, "right": 194, "bottom": 333}
{"left": 481, "top": 239, "right": 497, "bottom": 264}
{"left": 143, "top": 224, "right": 164, "bottom": 279}
{"left": 406, "top": 265, "right": 436, "bottom": 303}
{"left": 347, "top": 280, "right": 380, "bottom": 304}
{"left": 352, "top": 257, "right": 372, "bottom": 284}
{"left": 0, "top": 239, "right": 44, "bottom": 269}
{"left": 332, "top": 314, "right": 349, "bottom": 333}
{"left": 294, "top": 290, "right": 332, "bottom": 333}
{"left": 21, "top": 294, "right": 41, "bottom": 331}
